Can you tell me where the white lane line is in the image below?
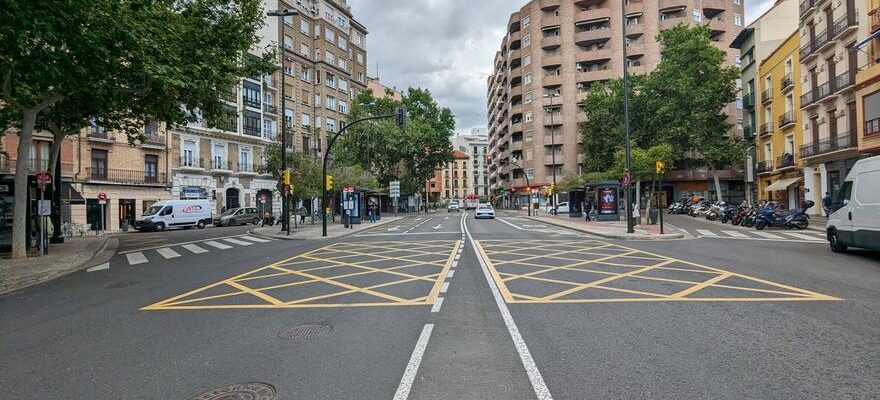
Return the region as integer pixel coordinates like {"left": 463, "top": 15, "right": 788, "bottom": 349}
{"left": 404, "top": 217, "right": 433, "bottom": 234}
{"left": 155, "top": 247, "right": 181, "bottom": 259}
{"left": 696, "top": 229, "right": 717, "bottom": 236}
{"left": 496, "top": 217, "right": 526, "bottom": 230}
{"left": 431, "top": 297, "right": 445, "bottom": 313}
{"left": 463, "top": 212, "right": 553, "bottom": 400}
{"left": 451, "top": 261, "right": 459, "bottom": 269}
{"left": 440, "top": 282, "right": 450, "bottom": 293}
{"left": 454, "top": 254, "right": 461, "bottom": 261}
{"left": 784, "top": 232, "right": 824, "bottom": 241}
{"left": 392, "top": 323, "right": 435, "bottom": 400}
{"left": 86, "top": 263, "right": 110, "bottom": 272}
{"left": 181, "top": 244, "right": 209, "bottom": 254}
{"left": 204, "top": 240, "right": 232, "bottom": 250}
{"left": 126, "top": 252, "right": 148, "bottom": 265}
{"left": 753, "top": 231, "right": 784, "bottom": 239}
{"left": 357, "top": 231, "right": 459, "bottom": 237}
{"left": 239, "top": 235, "right": 271, "bottom": 243}
{"left": 447, "top": 270, "right": 455, "bottom": 278}
{"left": 223, "top": 238, "right": 253, "bottom": 246}
{"left": 722, "top": 230, "right": 749, "bottom": 238}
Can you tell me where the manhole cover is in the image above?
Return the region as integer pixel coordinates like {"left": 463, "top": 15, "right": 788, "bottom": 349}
{"left": 105, "top": 281, "right": 140, "bottom": 289}
{"left": 189, "top": 382, "right": 276, "bottom": 400}
{"left": 278, "top": 324, "right": 333, "bottom": 340}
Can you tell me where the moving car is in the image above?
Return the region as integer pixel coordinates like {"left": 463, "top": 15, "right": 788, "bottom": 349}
{"left": 474, "top": 204, "right": 495, "bottom": 219}
{"left": 447, "top": 201, "right": 461, "bottom": 212}
{"left": 214, "top": 207, "right": 261, "bottom": 227}
{"left": 545, "top": 202, "right": 570, "bottom": 215}
{"left": 827, "top": 155, "right": 880, "bottom": 252}
{"left": 134, "top": 200, "right": 212, "bottom": 231}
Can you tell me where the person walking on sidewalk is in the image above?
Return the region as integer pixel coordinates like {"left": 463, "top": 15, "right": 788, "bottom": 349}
{"left": 298, "top": 206, "right": 308, "bottom": 225}
{"left": 368, "top": 205, "right": 377, "bottom": 223}
{"left": 822, "top": 192, "right": 833, "bottom": 217}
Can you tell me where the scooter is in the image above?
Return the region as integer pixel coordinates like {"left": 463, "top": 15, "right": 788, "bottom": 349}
{"left": 755, "top": 201, "right": 814, "bottom": 230}
{"left": 730, "top": 202, "right": 752, "bottom": 226}
{"left": 705, "top": 201, "right": 727, "bottom": 221}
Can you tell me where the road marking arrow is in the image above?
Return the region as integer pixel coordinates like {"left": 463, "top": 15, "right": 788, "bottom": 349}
{"left": 433, "top": 224, "right": 443, "bottom": 230}
{"left": 388, "top": 226, "right": 401, "bottom": 232}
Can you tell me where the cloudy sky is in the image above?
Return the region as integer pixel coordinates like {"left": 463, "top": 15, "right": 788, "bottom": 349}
{"left": 349, "top": 0, "right": 774, "bottom": 133}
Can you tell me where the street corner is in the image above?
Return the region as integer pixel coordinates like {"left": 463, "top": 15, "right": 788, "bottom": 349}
{"left": 141, "top": 240, "right": 462, "bottom": 310}
{"left": 473, "top": 239, "right": 841, "bottom": 304}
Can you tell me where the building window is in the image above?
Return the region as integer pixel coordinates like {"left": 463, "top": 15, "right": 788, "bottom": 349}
{"left": 300, "top": 43, "right": 310, "bottom": 57}
{"left": 284, "top": 35, "right": 293, "bottom": 50}
{"left": 523, "top": 54, "right": 532, "bottom": 66}
{"left": 325, "top": 51, "right": 335, "bottom": 64}
{"left": 338, "top": 37, "right": 347, "bottom": 50}
{"left": 733, "top": 0, "right": 741, "bottom": 4}
{"left": 239, "top": 149, "right": 251, "bottom": 172}
{"left": 338, "top": 78, "right": 348, "bottom": 93}
{"left": 523, "top": 15, "right": 530, "bottom": 28}
{"left": 325, "top": 96, "right": 336, "bottom": 110}
{"left": 91, "top": 149, "right": 108, "bottom": 180}
{"left": 325, "top": 28, "right": 335, "bottom": 43}
{"left": 326, "top": 117, "right": 337, "bottom": 132}
{"left": 243, "top": 82, "right": 261, "bottom": 108}
{"left": 356, "top": 52, "right": 364, "bottom": 64}
{"left": 525, "top": 111, "right": 533, "bottom": 122}
{"left": 263, "top": 119, "right": 276, "bottom": 140}
{"left": 338, "top": 100, "right": 348, "bottom": 114}
{"left": 524, "top": 92, "right": 533, "bottom": 104}
{"left": 326, "top": 73, "right": 336, "bottom": 88}
{"left": 523, "top": 34, "right": 531, "bottom": 47}
{"left": 302, "top": 113, "right": 311, "bottom": 128}
{"left": 243, "top": 111, "right": 260, "bottom": 136}
{"left": 213, "top": 143, "right": 226, "bottom": 169}
{"left": 693, "top": 10, "right": 702, "bottom": 21}
{"left": 182, "top": 140, "right": 195, "bottom": 167}
{"left": 524, "top": 73, "right": 532, "bottom": 85}
{"left": 300, "top": 19, "right": 310, "bottom": 34}
{"left": 733, "top": 14, "right": 742, "bottom": 26}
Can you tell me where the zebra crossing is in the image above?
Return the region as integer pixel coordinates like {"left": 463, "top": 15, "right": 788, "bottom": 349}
{"left": 115, "top": 235, "right": 274, "bottom": 268}
{"left": 686, "top": 228, "right": 826, "bottom": 243}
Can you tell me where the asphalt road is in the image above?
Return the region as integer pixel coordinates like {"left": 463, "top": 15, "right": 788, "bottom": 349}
{"left": 1, "top": 211, "right": 878, "bottom": 399}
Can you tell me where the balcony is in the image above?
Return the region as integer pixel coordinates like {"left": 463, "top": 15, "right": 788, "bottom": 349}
{"left": 574, "top": 28, "right": 612, "bottom": 45}
{"left": 179, "top": 156, "right": 204, "bottom": 170}
{"left": 237, "top": 163, "right": 260, "bottom": 175}
{"left": 509, "top": 30, "right": 522, "bottom": 44}
{"left": 543, "top": 154, "right": 565, "bottom": 165}
{"left": 756, "top": 160, "right": 774, "bottom": 174}
{"left": 873, "top": 6, "right": 880, "bottom": 33}
{"left": 510, "top": 120, "right": 524, "bottom": 133}
{"left": 743, "top": 124, "right": 755, "bottom": 138}
{"left": 576, "top": 48, "right": 612, "bottom": 64}
{"left": 799, "top": 0, "right": 815, "bottom": 19}
{"left": 508, "top": 48, "right": 522, "bottom": 62}
{"left": 799, "top": 132, "right": 857, "bottom": 159}
{"left": 575, "top": 7, "right": 612, "bottom": 25}
{"left": 541, "top": 35, "right": 561, "bottom": 50}
{"left": 812, "top": 28, "right": 831, "bottom": 55}
{"left": 576, "top": 68, "right": 614, "bottom": 83}
{"left": 831, "top": 70, "right": 855, "bottom": 93}
{"left": 540, "top": 0, "right": 560, "bottom": 11}
{"left": 541, "top": 15, "right": 561, "bottom": 29}
{"left": 542, "top": 74, "right": 563, "bottom": 88}
{"left": 542, "top": 52, "right": 562, "bottom": 67}
{"left": 243, "top": 97, "right": 261, "bottom": 109}
{"left": 210, "top": 159, "right": 233, "bottom": 173}
{"left": 776, "top": 153, "right": 796, "bottom": 170}
{"left": 761, "top": 88, "right": 773, "bottom": 104}
{"left": 758, "top": 122, "right": 774, "bottom": 137}
{"left": 264, "top": 103, "right": 278, "bottom": 114}
{"left": 800, "top": 81, "right": 831, "bottom": 108}
{"left": 830, "top": 11, "right": 858, "bottom": 42}
{"left": 742, "top": 92, "right": 755, "bottom": 109}
{"left": 142, "top": 134, "right": 166, "bottom": 149}
{"left": 86, "top": 168, "right": 167, "bottom": 186}
{"left": 543, "top": 115, "right": 563, "bottom": 127}
{"left": 778, "top": 111, "right": 796, "bottom": 129}
{"left": 87, "top": 129, "right": 115, "bottom": 143}
{"left": 780, "top": 73, "right": 794, "bottom": 92}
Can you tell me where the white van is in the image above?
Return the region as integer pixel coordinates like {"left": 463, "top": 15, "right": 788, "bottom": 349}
{"left": 134, "top": 200, "right": 213, "bottom": 231}
{"left": 827, "top": 155, "right": 880, "bottom": 252}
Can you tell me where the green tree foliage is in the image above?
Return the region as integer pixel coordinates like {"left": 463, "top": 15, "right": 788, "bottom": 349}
{"left": 1, "top": 0, "right": 274, "bottom": 257}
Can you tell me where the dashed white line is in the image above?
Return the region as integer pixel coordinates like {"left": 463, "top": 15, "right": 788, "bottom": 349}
{"left": 155, "top": 247, "right": 181, "bottom": 259}
{"left": 223, "top": 238, "right": 252, "bottom": 246}
{"left": 431, "top": 297, "right": 445, "bottom": 313}
{"left": 451, "top": 261, "right": 459, "bottom": 269}
{"left": 126, "top": 252, "right": 148, "bottom": 265}
{"left": 392, "top": 323, "right": 434, "bottom": 400}
{"left": 447, "top": 270, "right": 455, "bottom": 278}
{"left": 86, "top": 263, "right": 110, "bottom": 272}
{"left": 204, "top": 240, "right": 232, "bottom": 250}
{"left": 440, "top": 282, "right": 450, "bottom": 293}
{"left": 722, "top": 230, "right": 749, "bottom": 238}
{"left": 181, "top": 244, "right": 209, "bottom": 254}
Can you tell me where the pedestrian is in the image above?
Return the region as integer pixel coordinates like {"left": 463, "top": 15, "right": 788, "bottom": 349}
{"left": 299, "top": 206, "right": 307, "bottom": 224}
{"left": 369, "top": 205, "right": 377, "bottom": 223}
{"left": 822, "top": 191, "right": 833, "bottom": 217}
{"left": 632, "top": 203, "right": 640, "bottom": 225}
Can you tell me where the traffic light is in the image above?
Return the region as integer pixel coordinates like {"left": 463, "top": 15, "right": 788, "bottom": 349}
{"left": 282, "top": 169, "right": 291, "bottom": 186}
{"left": 326, "top": 174, "right": 334, "bottom": 190}
{"left": 549, "top": 182, "right": 556, "bottom": 195}
{"left": 656, "top": 160, "right": 666, "bottom": 174}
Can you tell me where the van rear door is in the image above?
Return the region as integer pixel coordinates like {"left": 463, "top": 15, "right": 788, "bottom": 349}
{"left": 852, "top": 166, "right": 880, "bottom": 249}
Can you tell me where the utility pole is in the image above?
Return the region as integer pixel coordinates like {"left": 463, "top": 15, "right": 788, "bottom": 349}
{"left": 621, "top": 0, "right": 634, "bottom": 234}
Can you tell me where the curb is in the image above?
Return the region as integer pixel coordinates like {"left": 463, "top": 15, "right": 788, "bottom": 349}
{"left": 249, "top": 217, "right": 401, "bottom": 241}
{"left": 0, "top": 235, "right": 118, "bottom": 296}
{"left": 525, "top": 216, "right": 685, "bottom": 241}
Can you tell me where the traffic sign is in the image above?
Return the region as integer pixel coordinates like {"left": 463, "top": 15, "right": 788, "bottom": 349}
{"left": 343, "top": 186, "right": 355, "bottom": 193}
{"left": 36, "top": 172, "right": 52, "bottom": 183}
{"left": 622, "top": 171, "right": 632, "bottom": 187}
{"left": 38, "top": 200, "right": 51, "bottom": 216}
{"left": 97, "top": 192, "right": 108, "bottom": 201}
{"left": 389, "top": 180, "right": 400, "bottom": 198}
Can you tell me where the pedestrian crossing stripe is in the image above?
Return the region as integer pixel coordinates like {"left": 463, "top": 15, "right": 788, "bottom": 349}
{"left": 474, "top": 239, "right": 840, "bottom": 304}
{"left": 722, "top": 230, "right": 749, "bottom": 238}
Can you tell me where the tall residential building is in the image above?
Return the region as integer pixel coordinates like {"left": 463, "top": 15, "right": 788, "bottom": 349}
{"left": 755, "top": 31, "right": 805, "bottom": 210}
{"left": 168, "top": 0, "right": 368, "bottom": 215}
{"left": 452, "top": 130, "right": 490, "bottom": 198}
{"left": 854, "top": 0, "right": 880, "bottom": 157}
{"left": 797, "top": 0, "right": 865, "bottom": 215}
{"left": 487, "top": 0, "right": 744, "bottom": 208}
{"left": 730, "top": 0, "right": 799, "bottom": 203}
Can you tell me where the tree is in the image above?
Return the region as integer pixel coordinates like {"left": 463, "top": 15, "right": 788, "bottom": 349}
{"left": 1, "top": 0, "right": 274, "bottom": 258}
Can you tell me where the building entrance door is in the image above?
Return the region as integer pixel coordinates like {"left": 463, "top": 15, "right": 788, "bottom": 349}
{"left": 119, "top": 199, "right": 135, "bottom": 231}
{"left": 225, "top": 188, "right": 240, "bottom": 210}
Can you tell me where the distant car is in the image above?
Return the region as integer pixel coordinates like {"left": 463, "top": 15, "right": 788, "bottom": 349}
{"left": 545, "top": 202, "right": 569, "bottom": 215}
{"left": 214, "top": 207, "right": 260, "bottom": 226}
{"left": 474, "top": 204, "right": 495, "bottom": 219}
{"left": 447, "top": 202, "right": 461, "bottom": 212}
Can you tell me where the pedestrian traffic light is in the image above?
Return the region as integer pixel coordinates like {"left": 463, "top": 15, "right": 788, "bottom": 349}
{"left": 326, "top": 175, "right": 333, "bottom": 190}
{"left": 282, "top": 169, "right": 291, "bottom": 185}
{"left": 656, "top": 160, "right": 666, "bottom": 174}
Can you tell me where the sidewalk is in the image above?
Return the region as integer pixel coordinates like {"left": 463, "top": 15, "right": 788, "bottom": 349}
{"left": 250, "top": 216, "right": 401, "bottom": 240}
{"left": 523, "top": 212, "right": 685, "bottom": 240}
{"left": 0, "top": 235, "right": 119, "bottom": 295}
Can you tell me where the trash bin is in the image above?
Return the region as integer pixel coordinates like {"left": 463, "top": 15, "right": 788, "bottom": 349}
{"left": 649, "top": 208, "right": 659, "bottom": 225}
{"left": 121, "top": 220, "right": 129, "bottom": 232}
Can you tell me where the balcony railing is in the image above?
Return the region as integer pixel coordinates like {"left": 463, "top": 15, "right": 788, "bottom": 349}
{"left": 756, "top": 160, "right": 774, "bottom": 174}
{"left": 776, "top": 153, "right": 796, "bottom": 169}
{"left": 830, "top": 11, "right": 857, "bottom": 40}
{"left": 743, "top": 124, "right": 755, "bottom": 137}
{"left": 87, "top": 129, "right": 114, "bottom": 141}
{"left": 761, "top": 88, "right": 773, "bottom": 103}
{"left": 86, "top": 168, "right": 166, "bottom": 185}
{"left": 243, "top": 97, "right": 261, "bottom": 108}
{"left": 180, "top": 156, "right": 204, "bottom": 168}
{"left": 143, "top": 134, "right": 165, "bottom": 147}
{"left": 799, "top": 132, "right": 857, "bottom": 158}
{"left": 759, "top": 122, "right": 774, "bottom": 136}
{"left": 831, "top": 70, "right": 855, "bottom": 93}
{"left": 801, "top": 81, "right": 831, "bottom": 107}
{"left": 866, "top": 118, "right": 880, "bottom": 137}
{"left": 778, "top": 111, "right": 796, "bottom": 128}
{"left": 799, "top": 0, "right": 814, "bottom": 18}
{"left": 264, "top": 104, "right": 278, "bottom": 114}
{"left": 780, "top": 73, "right": 793, "bottom": 91}
{"left": 243, "top": 126, "right": 261, "bottom": 137}
{"left": 742, "top": 92, "right": 755, "bottom": 108}
{"left": 211, "top": 159, "right": 233, "bottom": 171}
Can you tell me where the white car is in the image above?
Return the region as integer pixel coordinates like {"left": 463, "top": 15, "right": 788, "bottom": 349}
{"left": 447, "top": 202, "right": 461, "bottom": 212}
{"left": 474, "top": 204, "right": 495, "bottom": 219}
{"left": 545, "top": 202, "right": 569, "bottom": 215}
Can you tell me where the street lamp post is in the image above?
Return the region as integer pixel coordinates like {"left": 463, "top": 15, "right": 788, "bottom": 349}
{"left": 620, "top": 0, "right": 635, "bottom": 234}
{"left": 506, "top": 158, "right": 531, "bottom": 216}
{"left": 543, "top": 93, "right": 560, "bottom": 212}
{"left": 267, "top": 8, "right": 299, "bottom": 234}
{"left": 322, "top": 107, "right": 407, "bottom": 237}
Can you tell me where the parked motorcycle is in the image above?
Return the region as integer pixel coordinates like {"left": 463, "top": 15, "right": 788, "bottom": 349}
{"left": 720, "top": 201, "right": 745, "bottom": 224}
{"left": 730, "top": 203, "right": 752, "bottom": 226}
{"left": 705, "top": 201, "right": 727, "bottom": 221}
{"left": 755, "top": 201, "right": 813, "bottom": 230}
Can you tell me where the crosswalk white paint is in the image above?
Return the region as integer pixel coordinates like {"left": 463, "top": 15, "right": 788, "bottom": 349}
{"left": 696, "top": 229, "right": 717, "bottom": 236}
{"left": 223, "top": 238, "right": 253, "bottom": 246}
{"left": 753, "top": 231, "right": 784, "bottom": 239}
{"left": 239, "top": 235, "right": 271, "bottom": 243}
{"left": 126, "top": 252, "right": 148, "bottom": 265}
{"left": 783, "top": 232, "right": 824, "bottom": 241}
{"left": 722, "top": 230, "right": 749, "bottom": 238}
{"left": 156, "top": 247, "right": 181, "bottom": 259}
{"left": 181, "top": 244, "right": 209, "bottom": 254}
{"left": 204, "top": 240, "right": 233, "bottom": 250}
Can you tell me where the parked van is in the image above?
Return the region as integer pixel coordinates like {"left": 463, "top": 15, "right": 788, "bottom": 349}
{"left": 134, "top": 200, "right": 213, "bottom": 231}
{"left": 827, "top": 155, "right": 880, "bottom": 252}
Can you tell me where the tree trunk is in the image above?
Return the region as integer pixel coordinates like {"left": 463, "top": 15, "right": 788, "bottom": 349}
{"left": 711, "top": 166, "right": 724, "bottom": 202}
{"left": 11, "top": 110, "right": 38, "bottom": 258}
{"left": 48, "top": 130, "right": 65, "bottom": 242}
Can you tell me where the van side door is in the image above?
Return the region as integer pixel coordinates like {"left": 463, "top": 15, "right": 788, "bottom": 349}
{"left": 853, "top": 168, "right": 880, "bottom": 249}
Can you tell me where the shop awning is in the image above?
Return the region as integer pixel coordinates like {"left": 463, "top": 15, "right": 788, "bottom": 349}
{"left": 61, "top": 182, "right": 85, "bottom": 202}
{"left": 764, "top": 177, "right": 802, "bottom": 192}
{"left": 855, "top": 30, "right": 880, "bottom": 49}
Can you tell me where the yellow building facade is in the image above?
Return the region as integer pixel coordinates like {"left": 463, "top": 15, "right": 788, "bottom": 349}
{"left": 755, "top": 31, "right": 805, "bottom": 209}
{"left": 440, "top": 150, "right": 471, "bottom": 202}
{"left": 856, "top": 0, "right": 880, "bottom": 156}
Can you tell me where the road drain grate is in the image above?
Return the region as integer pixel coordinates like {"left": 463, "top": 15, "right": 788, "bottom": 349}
{"left": 278, "top": 324, "right": 333, "bottom": 340}
{"left": 189, "top": 382, "right": 276, "bottom": 399}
